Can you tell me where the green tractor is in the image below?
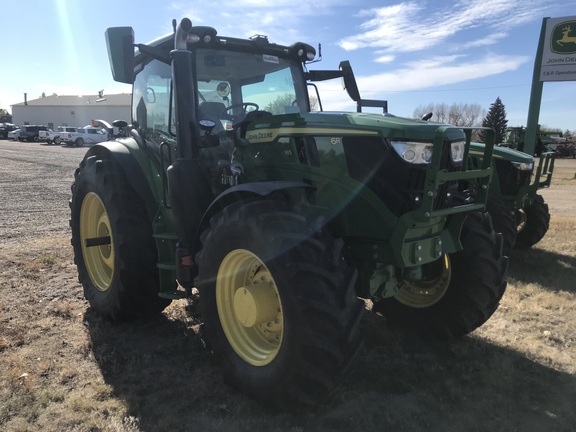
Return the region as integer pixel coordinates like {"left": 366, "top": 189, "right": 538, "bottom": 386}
{"left": 70, "top": 18, "right": 507, "bottom": 407}
{"left": 502, "top": 125, "right": 563, "bottom": 156}
{"left": 468, "top": 131, "right": 555, "bottom": 254}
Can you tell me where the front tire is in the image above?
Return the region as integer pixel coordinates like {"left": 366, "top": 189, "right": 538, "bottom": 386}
{"left": 196, "top": 200, "right": 364, "bottom": 408}
{"left": 514, "top": 194, "right": 550, "bottom": 249}
{"left": 374, "top": 212, "right": 508, "bottom": 338}
{"left": 70, "top": 154, "right": 170, "bottom": 320}
{"left": 485, "top": 196, "right": 516, "bottom": 255}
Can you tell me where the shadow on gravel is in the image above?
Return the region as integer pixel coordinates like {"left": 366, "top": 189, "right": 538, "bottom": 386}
{"left": 507, "top": 247, "right": 576, "bottom": 293}
{"left": 84, "top": 305, "right": 576, "bottom": 432}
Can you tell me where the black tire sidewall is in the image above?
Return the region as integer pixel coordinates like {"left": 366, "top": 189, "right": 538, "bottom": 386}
{"left": 515, "top": 194, "right": 550, "bottom": 249}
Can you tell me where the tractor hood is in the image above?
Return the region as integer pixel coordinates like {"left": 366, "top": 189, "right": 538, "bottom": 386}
{"left": 470, "top": 141, "right": 534, "bottom": 164}
{"left": 249, "top": 111, "right": 468, "bottom": 143}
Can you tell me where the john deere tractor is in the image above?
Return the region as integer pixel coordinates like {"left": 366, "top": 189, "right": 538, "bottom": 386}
{"left": 468, "top": 137, "right": 555, "bottom": 254}
{"left": 70, "top": 18, "right": 507, "bottom": 407}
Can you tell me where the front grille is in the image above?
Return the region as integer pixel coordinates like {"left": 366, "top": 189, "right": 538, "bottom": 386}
{"left": 494, "top": 159, "right": 531, "bottom": 196}
{"left": 343, "top": 137, "right": 465, "bottom": 217}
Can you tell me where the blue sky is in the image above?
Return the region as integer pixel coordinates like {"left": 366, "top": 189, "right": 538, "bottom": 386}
{"left": 1, "top": 0, "right": 575, "bottom": 131}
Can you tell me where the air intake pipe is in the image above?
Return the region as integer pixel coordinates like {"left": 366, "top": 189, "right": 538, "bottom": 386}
{"left": 167, "top": 18, "right": 212, "bottom": 251}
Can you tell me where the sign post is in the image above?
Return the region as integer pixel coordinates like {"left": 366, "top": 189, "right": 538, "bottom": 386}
{"left": 524, "top": 16, "right": 576, "bottom": 156}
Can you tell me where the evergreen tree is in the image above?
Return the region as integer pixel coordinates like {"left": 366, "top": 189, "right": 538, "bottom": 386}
{"left": 479, "top": 97, "right": 508, "bottom": 144}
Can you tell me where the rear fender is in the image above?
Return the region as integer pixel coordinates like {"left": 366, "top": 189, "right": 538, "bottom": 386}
{"left": 81, "top": 139, "right": 159, "bottom": 222}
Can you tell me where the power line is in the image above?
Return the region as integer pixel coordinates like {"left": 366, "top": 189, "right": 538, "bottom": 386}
{"left": 382, "top": 84, "right": 531, "bottom": 93}
{"left": 319, "top": 83, "right": 531, "bottom": 93}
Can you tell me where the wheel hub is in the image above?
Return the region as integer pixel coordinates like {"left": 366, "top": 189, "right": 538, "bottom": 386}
{"left": 233, "top": 277, "right": 280, "bottom": 328}
{"left": 396, "top": 254, "right": 451, "bottom": 308}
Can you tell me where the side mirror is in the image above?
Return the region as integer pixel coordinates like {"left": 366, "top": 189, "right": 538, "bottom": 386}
{"left": 339, "top": 60, "right": 360, "bottom": 102}
{"left": 105, "top": 27, "right": 135, "bottom": 84}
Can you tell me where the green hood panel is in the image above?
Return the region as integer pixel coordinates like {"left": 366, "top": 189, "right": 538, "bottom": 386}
{"left": 470, "top": 142, "right": 534, "bottom": 164}
{"left": 248, "top": 112, "right": 467, "bottom": 142}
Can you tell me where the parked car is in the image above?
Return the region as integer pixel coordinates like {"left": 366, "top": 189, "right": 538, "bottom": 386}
{"left": 60, "top": 125, "right": 108, "bottom": 147}
{"left": 0, "top": 123, "right": 19, "bottom": 139}
{"left": 8, "top": 128, "right": 21, "bottom": 141}
{"left": 38, "top": 128, "right": 54, "bottom": 142}
{"left": 18, "top": 125, "right": 49, "bottom": 142}
{"left": 39, "top": 126, "right": 78, "bottom": 144}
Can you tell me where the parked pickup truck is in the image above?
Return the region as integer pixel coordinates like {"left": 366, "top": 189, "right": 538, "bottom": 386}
{"left": 59, "top": 125, "right": 108, "bottom": 147}
{"left": 39, "top": 126, "right": 78, "bottom": 145}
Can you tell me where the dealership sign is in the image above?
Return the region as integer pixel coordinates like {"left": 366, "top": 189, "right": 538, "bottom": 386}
{"left": 540, "top": 16, "right": 576, "bottom": 81}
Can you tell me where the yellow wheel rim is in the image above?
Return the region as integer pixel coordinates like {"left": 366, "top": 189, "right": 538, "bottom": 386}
{"left": 80, "top": 192, "right": 114, "bottom": 292}
{"left": 216, "top": 249, "right": 283, "bottom": 366}
{"left": 396, "top": 254, "right": 451, "bottom": 308}
{"left": 516, "top": 209, "right": 528, "bottom": 233}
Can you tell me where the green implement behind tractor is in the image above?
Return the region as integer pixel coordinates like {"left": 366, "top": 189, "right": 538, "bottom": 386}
{"left": 70, "top": 18, "right": 507, "bottom": 408}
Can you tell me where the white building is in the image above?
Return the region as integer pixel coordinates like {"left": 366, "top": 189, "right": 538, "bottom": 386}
{"left": 11, "top": 93, "right": 131, "bottom": 128}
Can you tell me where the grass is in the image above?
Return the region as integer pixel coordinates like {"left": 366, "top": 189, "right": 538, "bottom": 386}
{"left": 1, "top": 225, "right": 573, "bottom": 432}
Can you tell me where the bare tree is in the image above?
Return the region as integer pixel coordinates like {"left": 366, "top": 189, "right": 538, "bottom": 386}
{"left": 413, "top": 102, "right": 485, "bottom": 127}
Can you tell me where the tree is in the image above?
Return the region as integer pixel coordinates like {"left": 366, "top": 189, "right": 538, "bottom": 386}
{"left": 263, "top": 93, "right": 319, "bottom": 113}
{"left": 479, "top": 97, "right": 508, "bottom": 145}
{"left": 264, "top": 94, "right": 295, "bottom": 114}
{"left": 0, "top": 108, "right": 11, "bottom": 123}
{"left": 413, "top": 102, "right": 485, "bottom": 127}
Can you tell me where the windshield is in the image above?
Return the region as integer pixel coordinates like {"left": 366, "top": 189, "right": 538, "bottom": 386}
{"left": 196, "top": 48, "right": 308, "bottom": 115}
{"left": 131, "top": 47, "right": 309, "bottom": 147}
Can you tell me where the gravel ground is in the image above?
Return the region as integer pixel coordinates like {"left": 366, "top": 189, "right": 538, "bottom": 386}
{"left": 0, "top": 140, "right": 86, "bottom": 243}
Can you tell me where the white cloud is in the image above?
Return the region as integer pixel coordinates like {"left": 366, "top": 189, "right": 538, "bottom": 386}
{"left": 314, "top": 53, "right": 530, "bottom": 110}
{"left": 375, "top": 54, "right": 395, "bottom": 63}
{"left": 171, "top": 0, "right": 348, "bottom": 43}
{"left": 338, "top": 0, "right": 547, "bottom": 53}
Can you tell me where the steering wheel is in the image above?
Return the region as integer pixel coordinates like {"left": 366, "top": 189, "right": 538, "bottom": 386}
{"left": 225, "top": 102, "right": 259, "bottom": 120}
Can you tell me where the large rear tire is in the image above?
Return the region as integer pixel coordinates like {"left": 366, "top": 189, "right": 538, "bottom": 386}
{"left": 373, "top": 212, "right": 508, "bottom": 338}
{"left": 514, "top": 194, "right": 550, "bottom": 249}
{"left": 70, "top": 154, "right": 170, "bottom": 321}
{"left": 196, "top": 200, "right": 364, "bottom": 408}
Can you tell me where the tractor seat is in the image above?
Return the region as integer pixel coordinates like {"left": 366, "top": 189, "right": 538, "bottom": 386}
{"left": 199, "top": 102, "right": 228, "bottom": 120}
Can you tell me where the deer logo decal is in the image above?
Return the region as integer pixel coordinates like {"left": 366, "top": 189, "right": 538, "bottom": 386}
{"left": 552, "top": 21, "right": 576, "bottom": 54}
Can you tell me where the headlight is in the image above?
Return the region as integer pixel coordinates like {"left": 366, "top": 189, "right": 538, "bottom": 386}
{"left": 391, "top": 141, "right": 434, "bottom": 164}
{"left": 512, "top": 161, "right": 534, "bottom": 171}
{"left": 450, "top": 140, "right": 465, "bottom": 163}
